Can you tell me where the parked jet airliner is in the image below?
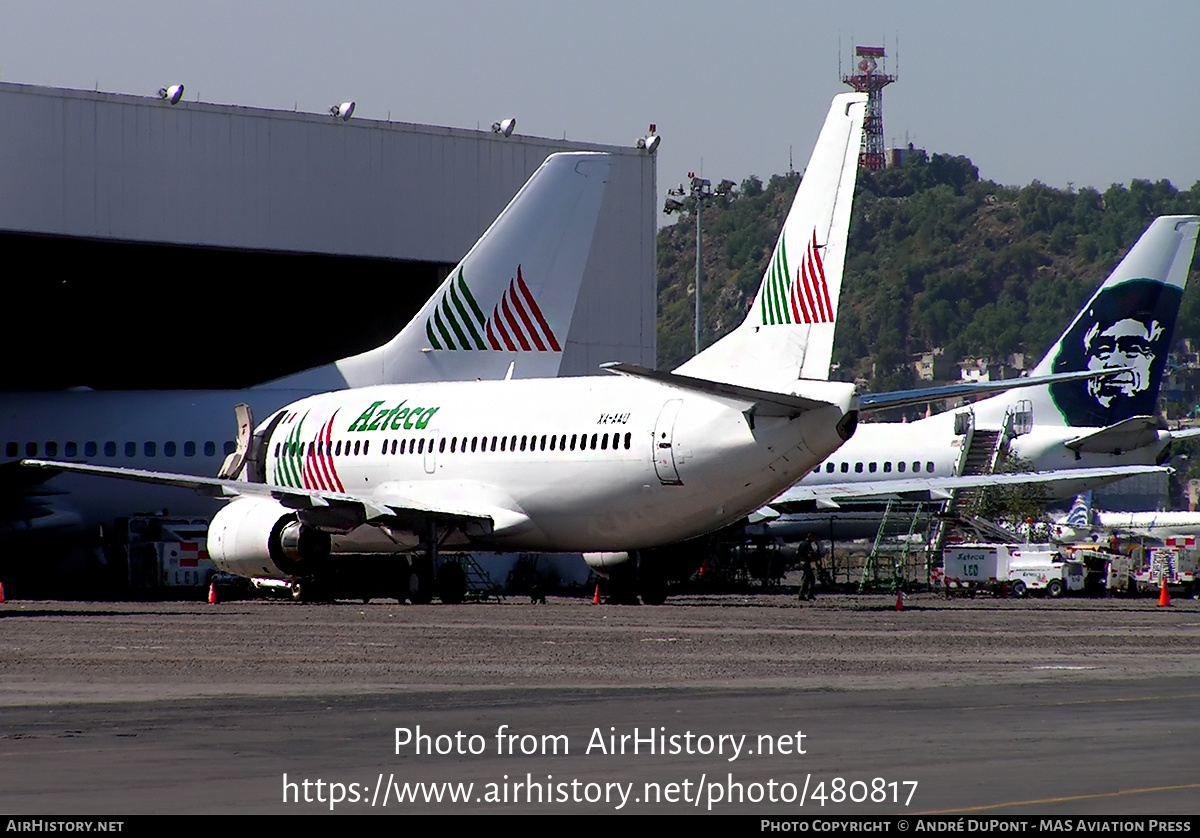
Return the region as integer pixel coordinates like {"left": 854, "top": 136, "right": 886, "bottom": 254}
{"left": 766, "top": 214, "right": 1200, "bottom": 538}
{"left": 2, "top": 151, "right": 615, "bottom": 542}
{"left": 26, "top": 94, "right": 1130, "bottom": 603}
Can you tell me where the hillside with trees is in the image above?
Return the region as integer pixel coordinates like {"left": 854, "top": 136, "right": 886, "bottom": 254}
{"left": 656, "top": 152, "right": 1200, "bottom": 402}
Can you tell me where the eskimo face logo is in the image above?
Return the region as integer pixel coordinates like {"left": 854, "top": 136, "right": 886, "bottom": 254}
{"left": 1083, "top": 316, "right": 1163, "bottom": 407}
{"left": 1050, "top": 279, "right": 1181, "bottom": 426}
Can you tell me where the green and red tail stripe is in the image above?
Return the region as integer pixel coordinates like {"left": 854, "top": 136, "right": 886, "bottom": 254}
{"left": 426, "top": 265, "right": 560, "bottom": 352}
{"left": 759, "top": 229, "right": 835, "bottom": 326}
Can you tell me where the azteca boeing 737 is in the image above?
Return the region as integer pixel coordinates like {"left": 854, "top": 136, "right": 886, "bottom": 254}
{"left": 1, "top": 151, "right": 614, "bottom": 542}
{"left": 766, "top": 214, "right": 1200, "bottom": 538}
{"left": 26, "top": 93, "right": 1126, "bottom": 604}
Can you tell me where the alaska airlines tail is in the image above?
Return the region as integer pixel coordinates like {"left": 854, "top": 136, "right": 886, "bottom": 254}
{"left": 672, "top": 93, "right": 867, "bottom": 390}
{"left": 1020, "top": 215, "right": 1200, "bottom": 428}
{"left": 263, "top": 152, "right": 612, "bottom": 390}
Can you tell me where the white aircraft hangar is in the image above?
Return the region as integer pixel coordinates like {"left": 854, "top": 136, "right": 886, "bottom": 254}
{"left": 0, "top": 81, "right": 657, "bottom": 390}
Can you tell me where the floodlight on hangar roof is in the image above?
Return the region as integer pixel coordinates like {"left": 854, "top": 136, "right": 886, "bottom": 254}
{"left": 491, "top": 117, "right": 517, "bottom": 137}
{"left": 636, "top": 133, "right": 660, "bottom": 155}
{"left": 157, "top": 84, "right": 184, "bottom": 105}
{"left": 330, "top": 101, "right": 356, "bottom": 121}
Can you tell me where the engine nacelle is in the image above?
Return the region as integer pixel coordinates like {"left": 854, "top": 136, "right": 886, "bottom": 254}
{"left": 582, "top": 551, "right": 631, "bottom": 576}
{"left": 207, "top": 497, "right": 331, "bottom": 580}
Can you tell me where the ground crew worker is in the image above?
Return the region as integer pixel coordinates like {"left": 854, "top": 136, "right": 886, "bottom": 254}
{"left": 797, "top": 533, "right": 822, "bottom": 601}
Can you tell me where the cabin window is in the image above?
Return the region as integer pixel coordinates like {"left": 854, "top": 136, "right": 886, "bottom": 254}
{"left": 105, "top": 442, "right": 117, "bottom": 457}
{"left": 125, "top": 442, "right": 136, "bottom": 457}
{"left": 471, "top": 437, "right": 478, "bottom": 453}
{"left": 624, "top": 432, "right": 632, "bottom": 450}
{"left": 144, "top": 442, "right": 156, "bottom": 457}
{"left": 868, "top": 462, "right": 876, "bottom": 473}
{"left": 436, "top": 438, "right": 444, "bottom": 454}
{"left": 183, "top": 441, "right": 195, "bottom": 457}
{"left": 519, "top": 436, "right": 527, "bottom": 452}
{"left": 450, "top": 438, "right": 457, "bottom": 453}
{"left": 491, "top": 437, "right": 498, "bottom": 452}
{"left": 826, "top": 463, "right": 835, "bottom": 473}
{"left": 500, "top": 436, "right": 507, "bottom": 452}
{"left": 540, "top": 435, "right": 547, "bottom": 451}
{"left": 898, "top": 461, "right": 906, "bottom": 473}
{"left": 66, "top": 441, "right": 79, "bottom": 457}
{"left": 883, "top": 461, "right": 891, "bottom": 473}
{"left": 600, "top": 433, "right": 609, "bottom": 451}
{"left": 25, "top": 442, "right": 38, "bottom": 457}
{"left": 5, "top": 442, "right": 15, "bottom": 458}
{"left": 510, "top": 435, "right": 518, "bottom": 451}
{"left": 927, "top": 461, "right": 935, "bottom": 473}
{"left": 417, "top": 439, "right": 424, "bottom": 454}
{"left": 204, "top": 442, "right": 216, "bottom": 457}
{"left": 85, "top": 442, "right": 97, "bottom": 457}
{"left": 854, "top": 462, "right": 863, "bottom": 473}
{"left": 46, "top": 441, "right": 58, "bottom": 457}
{"left": 570, "top": 434, "right": 577, "bottom": 451}
{"left": 164, "top": 441, "right": 176, "bottom": 457}
{"left": 912, "top": 461, "right": 920, "bottom": 473}
{"left": 840, "top": 462, "right": 848, "bottom": 473}
{"left": 590, "top": 433, "right": 598, "bottom": 450}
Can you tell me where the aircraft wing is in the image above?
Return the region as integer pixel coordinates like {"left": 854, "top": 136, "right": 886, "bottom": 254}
{"left": 1167, "top": 427, "right": 1200, "bottom": 441}
{"left": 19, "top": 459, "right": 498, "bottom": 532}
{"left": 768, "top": 464, "right": 1172, "bottom": 510}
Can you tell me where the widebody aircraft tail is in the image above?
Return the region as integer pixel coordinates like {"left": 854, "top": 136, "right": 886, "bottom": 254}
{"left": 1011, "top": 215, "right": 1199, "bottom": 428}
{"left": 263, "top": 152, "right": 612, "bottom": 390}
{"left": 672, "top": 93, "right": 866, "bottom": 391}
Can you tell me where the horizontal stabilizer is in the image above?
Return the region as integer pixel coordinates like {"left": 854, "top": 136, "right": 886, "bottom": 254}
{"left": 1065, "top": 416, "right": 1162, "bottom": 454}
{"left": 600, "top": 363, "right": 838, "bottom": 417}
{"left": 860, "top": 368, "right": 1133, "bottom": 413}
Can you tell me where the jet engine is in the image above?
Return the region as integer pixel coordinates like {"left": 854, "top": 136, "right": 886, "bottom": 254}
{"left": 207, "top": 497, "right": 331, "bottom": 580}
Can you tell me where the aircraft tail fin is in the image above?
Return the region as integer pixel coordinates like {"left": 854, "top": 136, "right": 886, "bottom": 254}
{"left": 1021, "top": 215, "right": 1199, "bottom": 427}
{"left": 1065, "top": 491, "right": 1093, "bottom": 528}
{"left": 263, "top": 152, "right": 612, "bottom": 389}
{"left": 672, "top": 93, "right": 866, "bottom": 390}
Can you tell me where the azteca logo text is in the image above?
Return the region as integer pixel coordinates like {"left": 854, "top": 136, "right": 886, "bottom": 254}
{"left": 758, "top": 230, "right": 834, "bottom": 326}
{"left": 426, "top": 266, "right": 561, "bottom": 351}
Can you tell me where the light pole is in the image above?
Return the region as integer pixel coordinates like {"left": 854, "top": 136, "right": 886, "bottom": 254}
{"left": 665, "top": 174, "right": 727, "bottom": 357}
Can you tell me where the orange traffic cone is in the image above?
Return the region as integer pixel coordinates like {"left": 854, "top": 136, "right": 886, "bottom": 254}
{"left": 592, "top": 584, "right": 601, "bottom": 605}
{"left": 208, "top": 581, "right": 218, "bottom": 604}
{"left": 1158, "top": 577, "right": 1172, "bottom": 608}
{"left": 895, "top": 589, "right": 904, "bottom": 611}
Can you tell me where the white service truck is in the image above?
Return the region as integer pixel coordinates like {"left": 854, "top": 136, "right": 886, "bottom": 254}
{"left": 942, "top": 543, "right": 1085, "bottom": 597}
{"left": 1135, "top": 537, "right": 1198, "bottom": 596}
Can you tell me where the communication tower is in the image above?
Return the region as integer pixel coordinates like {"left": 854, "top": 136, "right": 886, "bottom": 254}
{"left": 841, "top": 45, "right": 896, "bottom": 171}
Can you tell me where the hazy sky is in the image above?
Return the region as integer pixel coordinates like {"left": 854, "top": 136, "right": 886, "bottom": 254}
{"left": 5, "top": 1, "right": 1198, "bottom": 206}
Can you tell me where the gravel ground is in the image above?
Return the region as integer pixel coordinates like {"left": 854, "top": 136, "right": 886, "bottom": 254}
{"left": 2, "top": 591, "right": 1197, "bottom": 705}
